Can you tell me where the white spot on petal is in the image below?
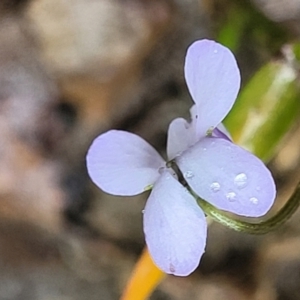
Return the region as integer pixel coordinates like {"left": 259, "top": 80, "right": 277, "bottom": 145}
{"left": 184, "top": 171, "right": 194, "bottom": 179}
{"left": 250, "top": 197, "right": 258, "bottom": 205}
{"left": 226, "top": 192, "right": 236, "bottom": 202}
{"left": 234, "top": 173, "right": 248, "bottom": 189}
{"left": 210, "top": 182, "right": 221, "bottom": 192}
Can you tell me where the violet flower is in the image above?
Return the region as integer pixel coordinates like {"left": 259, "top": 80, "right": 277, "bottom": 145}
{"left": 86, "top": 40, "right": 276, "bottom": 276}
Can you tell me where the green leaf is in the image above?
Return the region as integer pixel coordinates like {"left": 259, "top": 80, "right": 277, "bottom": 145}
{"left": 217, "top": 6, "right": 248, "bottom": 52}
{"left": 216, "top": 1, "right": 289, "bottom": 56}
{"left": 224, "top": 58, "right": 300, "bottom": 162}
{"left": 293, "top": 42, "right": 300, "bottom": 62}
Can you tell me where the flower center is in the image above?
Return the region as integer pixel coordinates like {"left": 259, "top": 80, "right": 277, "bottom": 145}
{"left": 159, "top": 164, "right": 178, "bottom": 179}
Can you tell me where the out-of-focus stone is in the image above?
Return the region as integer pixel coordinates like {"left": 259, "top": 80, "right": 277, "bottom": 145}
{"left": 0, "top": 15, "right": 65, "bottom": 233}
{"left": 0, "top": 125, "right": 63, "bottom": 233}
{"left": 257, "top": 237, "right": 300, "bottom": 300}
{"left": 252, "top": 0, "right": 300, "bottom": 22}
{"left": 159, "top": 274, "right": 254, "bottom": 300}
{"left": 251, "top": 0, "right": 300, "bottom": 35}
{"left": 0, "top": 221, "right": 132, "bottom": 300}
{"left": 0, "top": 0, "right": 29, "bottom": 15}
{"left": 272, "top": 123, "right": 300, "bottom": 174}
{"left": 0, "top": 16, "right": 59, "bottom": 144}
{"left": 86, "top": 189, "right": 146, "bottom": 246}
{"left": 27, "top": 0, "right": 172, "bottom": 78}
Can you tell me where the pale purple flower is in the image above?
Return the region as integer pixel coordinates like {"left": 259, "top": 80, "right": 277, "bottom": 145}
{"left": 86, "top": 40, "right": 276, "bottom": 276}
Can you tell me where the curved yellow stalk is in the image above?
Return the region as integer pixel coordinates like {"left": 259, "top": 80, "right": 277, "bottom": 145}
{"left": 120, "top": 248, "right": 166, "bottom": 300}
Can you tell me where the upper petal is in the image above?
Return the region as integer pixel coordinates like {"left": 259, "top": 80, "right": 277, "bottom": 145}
{"left": 143, "top": 171, "right": 207, "bottom": 276}
{"left": 176, "top": 137, "right": 276, "bottom": 217}
{"left": 184, "top": 39, "right": 241, "bottom": 139}
{"left": 86, "top": 130, "right": 165, "bottom": 196}
{"left": 167, "top": 117, "right": 196, "bottom": 160}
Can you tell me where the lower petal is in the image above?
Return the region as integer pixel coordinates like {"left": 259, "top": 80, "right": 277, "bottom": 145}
{"left": 176, "top": 137, "right": 276, "bottom": 217}
{"left": 143, "top": 171, "right": 207, "bottom": 276}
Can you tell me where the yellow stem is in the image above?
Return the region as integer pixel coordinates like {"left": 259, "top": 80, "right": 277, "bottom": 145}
{"left": 120, "top": 247, "right": 166, "bottom": 300}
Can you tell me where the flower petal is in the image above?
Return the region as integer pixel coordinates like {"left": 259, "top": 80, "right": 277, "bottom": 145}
{"left": 143, "top": 171, "right": 207, "bottom": 276}
{"left": 176, "top": 137, "right": 276, "bottom": 217}
{"left": 184, "top": 40, "right": 241, "bottom": 139}
{"left": 212, "top": 123, "right": 232, "bottom": 141}
{"left": 189, "top": 104, "right": 198, "bottom": 122}
{"left": 86, "top": 130, "right": 165, "bottom": 196}
{"left": 167, "top": 118, "right": 196, "bottom": 160}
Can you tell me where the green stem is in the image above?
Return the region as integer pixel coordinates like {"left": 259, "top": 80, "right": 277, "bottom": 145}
{"left": 194, "top": 183, "right": 300, "bottom": 234}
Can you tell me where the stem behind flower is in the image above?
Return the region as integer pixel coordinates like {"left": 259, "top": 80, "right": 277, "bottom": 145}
{"left": 195, "top": 182, "right": 300, "bottom": 234}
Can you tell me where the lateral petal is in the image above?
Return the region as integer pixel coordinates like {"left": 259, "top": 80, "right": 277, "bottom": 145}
{"left": 87, "top": 130, "right": 165, "bottom": 196}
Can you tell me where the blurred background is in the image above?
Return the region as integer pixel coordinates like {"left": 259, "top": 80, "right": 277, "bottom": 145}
{"left": 0, "top": 0, "right": 300, "bottom": 299}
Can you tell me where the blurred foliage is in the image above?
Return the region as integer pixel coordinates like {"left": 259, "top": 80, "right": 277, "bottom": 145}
{"left": 224, "top": 49, "right": 300, "bottom": 162}
{"left": 294, "top": 42, "right": 300, "bottom": 62}
{"left": 216, "top": 0, "right": 290, "bottom": 55}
